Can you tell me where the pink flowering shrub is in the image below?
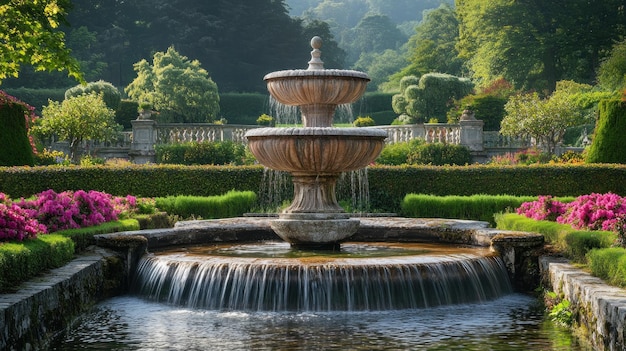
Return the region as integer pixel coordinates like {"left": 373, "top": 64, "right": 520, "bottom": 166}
{"left": 18, "top": 190, "right": 122, "bottom": 232}
{"left": 517, "top": 193, "right": 626, "bottom": 233}
{"left": 516, "top": 195, "right": 566, "bottom": 221}
{"left": 0, "top": 193, "right": 47, "bottom": 241}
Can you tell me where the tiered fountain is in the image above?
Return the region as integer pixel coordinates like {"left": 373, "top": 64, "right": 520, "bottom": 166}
{"left": 126, "top": 37, "right": 526, "bottom": 312}
{"left": 245, "top": 36, "right": 388, "bottom": 249}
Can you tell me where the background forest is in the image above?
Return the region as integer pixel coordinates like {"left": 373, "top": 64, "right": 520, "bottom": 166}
{"left": 2, "top": 0, "right": 625, "bottom": 100}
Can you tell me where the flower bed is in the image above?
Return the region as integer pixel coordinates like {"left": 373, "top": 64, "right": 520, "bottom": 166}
{"left": 0, "top": 190, "right": 142, "bottom": 242}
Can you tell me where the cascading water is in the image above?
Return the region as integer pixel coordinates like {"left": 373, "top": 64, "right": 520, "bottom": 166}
{"left": 132, "top": 242, "right": 512, "bottom": 311}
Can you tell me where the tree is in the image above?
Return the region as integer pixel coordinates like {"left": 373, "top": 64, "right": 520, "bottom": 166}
{"left": 500, "top": 89, "right": 584, "bottom": 154}
{"left": 125, "top": 47, "right": 220, "bottom": 123}
{"left": 597, "top": 40, "right": 626, "bottom": 92}
{"left": 0, "top": 0, "right": 82, "bottom": 84}
{"left": 394, "top": 4, "right": 463, "bottom": 80}
{"left": 344, "top": 14, "right": 406, "bottom": 65}
{"left": 34, "top": 93, "right": 120, "bottom": 162}
{"left": 456, "top": 0, "right": 626, "bottom": 92}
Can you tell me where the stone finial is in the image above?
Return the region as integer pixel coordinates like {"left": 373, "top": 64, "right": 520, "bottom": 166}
{"left": 460, "top": 109, "right": 476, "bottom": 121}
{"left": 307, "top": 36, "right": 324, "bottom": 70}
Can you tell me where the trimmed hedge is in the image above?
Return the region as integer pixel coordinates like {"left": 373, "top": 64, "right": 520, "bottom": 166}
{"left": 368, "top": 164, "right": 626, "bottom": 212}
{"left": 401, "top": 194, "right": 560, "bottom": 225}
{"left": 2, "top": 164, "right": 626, "bottom": 213}
{"left": 0, "top": 234, "right": 74, "bottom": 291}
{"left": 0, "top": 97, "right": 35, "bottom": 166}
{"left": 155, "top": 190, "right": 257, "bottom": 219}
{"left": 495, "top": 213, "right": 615, "bottom": 262}
{"left": 219, "top": 93, "right": 268, "bottom": 125}
{"left": 0, "top": 165, "right": 265, "bottom": 199}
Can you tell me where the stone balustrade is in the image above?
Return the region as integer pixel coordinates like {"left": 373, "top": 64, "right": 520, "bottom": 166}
{"left": 46, "top": 118, "right": 541, "bottom": 163}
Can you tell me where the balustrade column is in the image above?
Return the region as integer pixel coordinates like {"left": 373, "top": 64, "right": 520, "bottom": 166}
{"left": 458, "top": 110, "right": 484, "bottom": 152}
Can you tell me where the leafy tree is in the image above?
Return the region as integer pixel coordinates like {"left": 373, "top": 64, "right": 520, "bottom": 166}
{"left": 597, "top": 39, "right": 626, "bottom": 92}
{"left": 392, "top": 73, "right": 474, "bottom": 122}
{"left": 354, "top": 49, "right": 408, "bottom": 92}
{"left": 125, "top": 47, "right": 220, "bottom": 123}
{"left": 456, "top": 0, "right": 626, "bottom": 92}
{"left": 392, "top": 3, "right": 463, "bottom": 83}
{"left": 501, "top": 88, "right": 585, "bottom": 154}
{"left": 33, "top": 93, "right": 120, "bottom": 162}
{"left": 0, "top": 0, "right": 82, "bottom": 84}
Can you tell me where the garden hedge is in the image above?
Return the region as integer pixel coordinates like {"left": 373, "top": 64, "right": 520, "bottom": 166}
{"left": 1, "top": 164, "right": 625, "bottom": 213}
{"left": 586, "top": 99, "right": 626, "bottom": 163}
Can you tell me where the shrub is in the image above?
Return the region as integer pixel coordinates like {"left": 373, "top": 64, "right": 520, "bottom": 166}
{"left": 401, "top": 194, "right": 540, "bottom": 224}
{"left": 0, "top": 91, "right": 36, "bottom": 166}
{"left": 256, "top": 114, "right": 275, "bottom": 126}
{"left": 353, "top": 116, "right": 376, "bottom": 127}
{"left": 0, "top": 193, "right": 47, "bottom": 241}
{"left": 155, "top": 141, "right": 248, "bottom": 165}
{"left": 220, "top": 93, "right": 267, "bottom": 125}
{"left": 17, "top": 190, "right": 123, "bottom": 233}
{"left": 407, "top": 143, "right": 471, "bottom": 165}
{"left": 375, "top": 139, "right": 424, "bottom": 165}
{"left": 587, "top": 248, "right": 626, "bottom": 287}
{"left": 586, "top": 99, "right": 626, "bottom": 163}
{"left": 154, "top": 190, "right": 257, "bottom": 219}
{"left": 116, "top": 99, "right": 139, "bottom": 130}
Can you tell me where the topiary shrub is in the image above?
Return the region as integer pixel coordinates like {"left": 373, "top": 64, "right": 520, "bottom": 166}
{"left": 375, "top": 139, "right": 424, "bottom": 165}
{"left": 0, "top": 91, "right": 35, "bottom": 166}
{"left": 407, "top": 143, "right": 472, "bottom": 166}
{"left": 586, "top": 99, "right": 626, "bottom": 163}
{"left": 65, "top": 80, "right": 121, "bottom": 110}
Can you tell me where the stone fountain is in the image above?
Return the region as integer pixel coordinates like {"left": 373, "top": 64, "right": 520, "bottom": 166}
{"left": 245, "top": 36, "right": 388, "bottom": 248}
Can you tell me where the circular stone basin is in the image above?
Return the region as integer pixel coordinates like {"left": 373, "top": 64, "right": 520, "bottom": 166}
{"left": 264, "top": 69, "right": 370, "bottom": 106}
{"left": 158, "top": 241, "right": 494, "bottom": 262}
{"left": 246, "top": 127, "right": 388, "bottom": 173}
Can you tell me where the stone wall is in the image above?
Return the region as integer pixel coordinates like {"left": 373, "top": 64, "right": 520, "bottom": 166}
{"left": 0, "top": 249, "right": 125, "bottom": 350}
{"left": 540, "top": 256, "right": 626, "bottom": 351}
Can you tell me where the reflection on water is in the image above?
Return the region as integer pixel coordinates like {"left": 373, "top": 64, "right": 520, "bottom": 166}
{"left": 50, "top": 294, "right": 592, "bottom": 351}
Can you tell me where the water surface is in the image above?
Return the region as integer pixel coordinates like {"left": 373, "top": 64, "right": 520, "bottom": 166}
{"left": 51, "top": 294, "right": 591, "bottom": 350}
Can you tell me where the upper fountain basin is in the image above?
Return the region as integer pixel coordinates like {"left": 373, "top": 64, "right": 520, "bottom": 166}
{"left": 246, "top": 127, "right": 387, "bottom": 174}
{"left": 264, "top": 69, "right": 370, "bottom": 106}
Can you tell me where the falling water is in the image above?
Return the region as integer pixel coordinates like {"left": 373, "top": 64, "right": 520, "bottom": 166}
{"left": 256, "top": 168, "right": 292, "bottom": 212}
{"left": 132, "top": 243, "right": 512, "bottom": 312}
{"left": 268, "top": 96, "right": 300, "bottom": 125}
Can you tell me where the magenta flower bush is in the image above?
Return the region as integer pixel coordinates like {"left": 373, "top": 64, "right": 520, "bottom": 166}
{"left": 516, "top": 195, "right": 565, "bottom": 221}
{"left": 18, "top": 190, "right": 122, "bottom": 232}
{"left": 0, "top": 193, "right": 47, "bottom": 241}
{"left": 517, "top": 193, "right": 626, "bottom": 232}
{"left": 0, "top": 190, "right": 143, "bottom": 242}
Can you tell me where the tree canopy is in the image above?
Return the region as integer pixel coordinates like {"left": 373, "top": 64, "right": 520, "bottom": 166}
{"left": 0, "top": 0, "right": 83, "bottom": 84}
{"left": 456, "top": 0, "right": 626, "bottom": 92}
{"left": 125, "top": 47, "right": 220, "bottom": 123}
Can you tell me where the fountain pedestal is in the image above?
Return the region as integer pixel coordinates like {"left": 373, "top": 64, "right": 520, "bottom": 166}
{"left": 245, "top": 36, "right": 387, "bottom": 248}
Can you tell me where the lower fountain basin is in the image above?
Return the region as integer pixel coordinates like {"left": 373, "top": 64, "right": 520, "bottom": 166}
{"left": 132, "top": 241, "right": 512, "bottom": 311}
{"left": 245, "top": 127, "right": 387, "bottom": 174}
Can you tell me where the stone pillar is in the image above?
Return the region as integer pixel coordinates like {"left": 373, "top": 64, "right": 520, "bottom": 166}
{"left": 459, "top": 110, "right": 484, "bottom": 152}
{"left": 129, "top": 117, "right": 157, "bottom": 164}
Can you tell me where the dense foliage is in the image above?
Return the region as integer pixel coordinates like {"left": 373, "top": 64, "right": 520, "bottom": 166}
{"left": 65, "top": 80, "right": 121, "bottom": 110}
{"left": 456, "top": 0, "right": 626, "bottom": 92}
{"left": 125, "top": 47, "right": 220, "bottom": 123}
{"left": 0, "top": 91, "right": 35, "bottom": 166}
{"left": 586, "top": 99, "right": 626, "bottom": 164}
{"left": 0, "top": 0, "right": 82, "bottom": 84}
{"left": 155, "top": 141, "right": 249, "bottom": 166}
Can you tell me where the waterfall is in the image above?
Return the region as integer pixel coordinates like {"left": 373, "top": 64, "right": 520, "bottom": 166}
{"left": 132, "top": 253, "right": 512, "bottom": 312}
